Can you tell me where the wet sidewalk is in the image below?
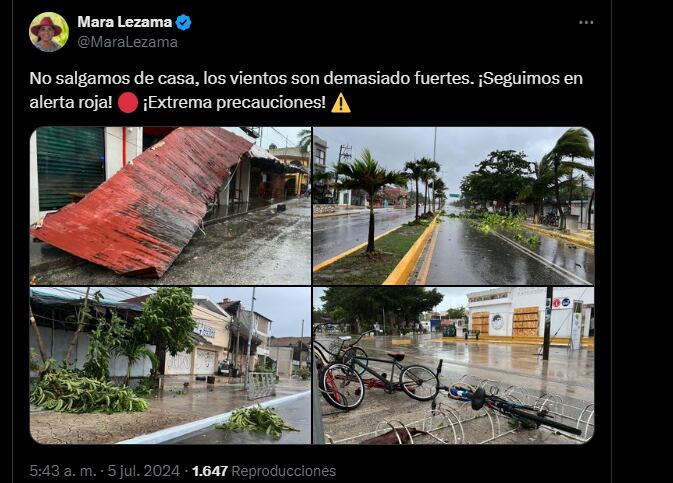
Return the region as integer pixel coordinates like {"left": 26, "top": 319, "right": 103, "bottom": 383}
{"left": 29, "top": 197, "right": 311, "bottom": 285}
{"left": 30, "top": 377, "right": 310, "bottom": 444}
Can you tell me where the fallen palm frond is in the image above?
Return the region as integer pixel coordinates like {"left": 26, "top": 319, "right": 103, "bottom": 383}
{"left": 30, "top": 369, "right": 148, "bottom": 413}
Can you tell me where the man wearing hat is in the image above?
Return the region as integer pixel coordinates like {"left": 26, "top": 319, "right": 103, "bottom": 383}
{"left": 31, "top": 17, "right": 63, "bottom": 52}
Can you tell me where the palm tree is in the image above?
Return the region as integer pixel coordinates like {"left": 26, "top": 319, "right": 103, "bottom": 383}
{"left": 550, "top": 128, "right": 594, "bottom": 229}
{"left": 433, "top": 178, "right": 447, "bottom": 211}
{"left": 337, "top": 149, "right": 407, "bottom": 252}
{"left": 518, "top": 153, "right": 556, "bottom": 223}
{"left": 404, "top": 160, "right": 422, "bottom": 219}
{"left": 114, "top": 338, "right": 158, "bottom": 386}
{"left": 297, "top": 129, "right": 312, "bottom": 154}
{"left": 418, "top": 158, "right": 440, "bottom": 215}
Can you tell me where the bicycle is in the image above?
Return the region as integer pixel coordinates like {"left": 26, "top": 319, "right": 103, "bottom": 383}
{"left": 312, "top": 323, "right": 371, "bottom": 410}
{"left": 320, "top": 341, "right": 439, "bottom": 411}
{"left": 431, "top": 360, "right": 582, "bottom": 436}
{"left": 311, "top": 323, "right": 370, "bottom": 375}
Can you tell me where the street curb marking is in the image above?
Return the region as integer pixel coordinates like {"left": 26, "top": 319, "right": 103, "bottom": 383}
{"left": 312, "top": 225, "right": 403, "bottom": 272}
{"left": 522, "top": 223, "right": 594, "bottom": 249}
{"left": 430, "top": 337, "right": 594, "bottom": 346}
{"left": 313, "top": 210, "right": 366, "bottom": 219}
{"left": 116, "top": 390, "right": 310, "bottom": 444}
{"left": 414, "top": 220, "right": 440, "bottom": 285}
{"left": 383, "top": 213, "right": 441, "bottom": 285}
{"left": 490, "top": 230, "right": 591, "bottom": 285}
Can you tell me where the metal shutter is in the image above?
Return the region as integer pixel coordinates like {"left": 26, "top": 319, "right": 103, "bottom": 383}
{"left": 37, "top": 127, "right": 105, "bottom": 211}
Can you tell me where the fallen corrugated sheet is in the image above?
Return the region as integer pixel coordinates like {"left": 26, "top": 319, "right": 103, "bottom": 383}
{"left": 30, "top": 127, "right": 256, "bottom": 277}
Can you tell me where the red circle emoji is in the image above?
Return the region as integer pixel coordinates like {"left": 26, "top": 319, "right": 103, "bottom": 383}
{"left": 118, "top": 92, "right": 138, "bottom": 113}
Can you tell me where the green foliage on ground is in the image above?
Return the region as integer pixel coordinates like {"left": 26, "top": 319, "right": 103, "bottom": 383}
{"left": 474, "top": 213, "right": 541, "bottom": 247}
{"left": 215, "top": 405, "right": 298, "bottom": 440}
{"left": 30, "top": 369, "right": 148, "bottom": 413}
{"left": 133, "top": 378, "right": 157, "bottom": 396}
{"left": 297, "top": 367, "right": 310, "bottom": 380}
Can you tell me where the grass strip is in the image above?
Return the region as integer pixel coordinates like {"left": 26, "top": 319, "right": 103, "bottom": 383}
{"left": 312, "top": 222, "right": 428, "bottom": 285}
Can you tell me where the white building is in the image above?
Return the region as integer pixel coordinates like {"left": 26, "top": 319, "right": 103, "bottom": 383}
{"left": 466, "top": 287, "right": 594, "bottom": 340}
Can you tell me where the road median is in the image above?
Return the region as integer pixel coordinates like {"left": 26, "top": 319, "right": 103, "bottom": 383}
{"left": 312, "top": 218, "right": 435, "bottom": 285}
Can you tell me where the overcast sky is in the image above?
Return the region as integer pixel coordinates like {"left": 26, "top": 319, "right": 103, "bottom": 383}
{"left": 34, "top": 286, "right": 311, "bottom": 338}
{"left": 313, "top": 127, "right": 595, "bottom": 193}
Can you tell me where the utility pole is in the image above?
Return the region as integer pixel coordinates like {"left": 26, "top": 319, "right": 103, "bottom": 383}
{"left": 382, "top": 307, "right": 386, "bottom": 336}
{"left": 244, "top": 287, "right": 256, "bottom": 390}
{"left": 336, "top": 144, "right": 352, "bottom": 204}
{"left": 542, "top": 287, "right": 553, "bottom": 361}
{"left": 300, "top": 319, "right": 305, "bottom": 369}
{"left": 235, "top": 303, "right": 241, "bottom": 372}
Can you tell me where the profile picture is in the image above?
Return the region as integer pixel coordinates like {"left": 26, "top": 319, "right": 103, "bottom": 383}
{"left": 29, "top": 12, "right": 69, "bottom": 52}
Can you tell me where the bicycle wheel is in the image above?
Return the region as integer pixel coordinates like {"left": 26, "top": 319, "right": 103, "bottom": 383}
{"left": 507, "top": 406, "right": 582, "bottom": 436}
{"left": 320, "top": 363, "right": 365, "bottom": 411}
{"left": 343, "top": 346, "right": 368, "bottom": 376}
{"left": 399, "top": 365, "right": 439, "bottom": 401}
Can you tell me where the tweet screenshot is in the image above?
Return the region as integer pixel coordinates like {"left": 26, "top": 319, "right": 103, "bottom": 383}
{"left": 12, "top": 2, "right": 612, "bottom": 482}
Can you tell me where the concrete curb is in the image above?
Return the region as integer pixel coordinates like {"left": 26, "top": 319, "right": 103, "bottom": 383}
{"left": 116, "top": 390, "right": 310, "bottom": 444}
{"left": 313, "top": 209, "right": 366, "bottom": 219}
{"left": 430, "top": 337, "right": 594, "bottom": 347}
{"left": 312, "top": 225, "right": 403, "bottom": 272}
{"left": 383, "top": 213, "right": 441, "bottom": 285}
{"left": 522, "top": 223, "right": 594, "bottom": 249}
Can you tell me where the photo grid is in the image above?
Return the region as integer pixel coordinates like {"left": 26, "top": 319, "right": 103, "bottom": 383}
{"left": 28, "top": 126, "right": 595, "bottom": 445}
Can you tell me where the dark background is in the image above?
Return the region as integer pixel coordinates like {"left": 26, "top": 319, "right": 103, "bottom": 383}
{"left": 12, "top": 1, "right": 611, "bottom": 482}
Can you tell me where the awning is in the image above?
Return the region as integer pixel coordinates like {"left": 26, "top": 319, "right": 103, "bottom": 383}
{"left": 30, "top": 128, "right": 266, "bottom": 277}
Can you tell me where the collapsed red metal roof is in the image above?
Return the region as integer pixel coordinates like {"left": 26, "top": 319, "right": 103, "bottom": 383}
{"left": 30, "top": 127, "right": 254, "bottom": 277}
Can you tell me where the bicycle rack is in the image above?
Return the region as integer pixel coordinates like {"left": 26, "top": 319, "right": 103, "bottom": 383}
{"left": 247, "top": 372, "right": 276, "bottom": 400}
{"left": 322, "top": 372, "right": 594, "bottom": 444}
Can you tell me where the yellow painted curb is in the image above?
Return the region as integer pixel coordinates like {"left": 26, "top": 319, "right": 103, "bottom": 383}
{"left": 312, "top": 225, "right": 403, "bottom": 272}
{"left": 383, "top": 213, "right": 441, "bottom": 285}
{"left": 391, "top": 339, "right": 411, "bottom": 345}
{"left": 522, "top": 223, "right": 594, "bottom": 249}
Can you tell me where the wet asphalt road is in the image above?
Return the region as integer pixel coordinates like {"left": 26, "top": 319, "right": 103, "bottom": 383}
{"left": 420, "top": 217, "right": 595, "bottom": 285}
{"left": 312, "top": 207, "right": 416, "bottom": 265}
{"left": 317, "top": 334, "right": 594, "bottom": 402}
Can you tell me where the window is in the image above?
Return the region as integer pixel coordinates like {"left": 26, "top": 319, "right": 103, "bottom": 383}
{"left": 314, "top": 148, "right": 326, "bottom": 166}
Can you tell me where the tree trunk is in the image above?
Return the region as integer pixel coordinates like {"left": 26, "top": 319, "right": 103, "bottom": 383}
{"left": 155, "top": 344, "right": 167, "bottom": 377}
{"left": 29, "top": 305, "right": 48, "bottom": 364}
{"left": 423, "top": 181, "right": 428, "bottom": 214}
{"left": 587, "top": 190, "right": 594, "bottom": 230}
{"left": 568, "top": 157, "right": 575, "bottom": 211}
{"left": 64, "top": 287, "right": 91, "bottom": 365}
{"left": 554, "top": 162, "right": 563, "bottom": 229}
{"left": 415, "top": 179, "right": 419, "bottom": 219}
{"left": 367, "top": 192, "right": 376, "bottom": 253}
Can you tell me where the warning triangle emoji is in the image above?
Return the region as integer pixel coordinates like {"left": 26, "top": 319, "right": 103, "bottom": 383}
{"left": 331, "top": 93, "right": 351, "bottom": 113}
